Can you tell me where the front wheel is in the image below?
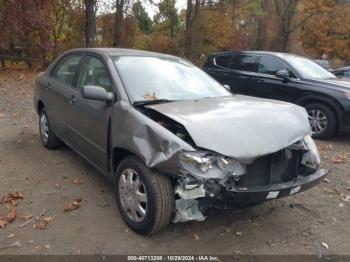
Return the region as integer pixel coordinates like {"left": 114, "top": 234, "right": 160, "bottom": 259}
{"left": 115, "top": 156, "right": 174, "bottom": 235}
{"left": 305, "top": 103, "right": 337, "bottom": 140}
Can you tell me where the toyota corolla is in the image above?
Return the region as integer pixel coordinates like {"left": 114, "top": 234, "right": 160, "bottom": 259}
{"left": 34, "top": 48, "right": 328, "bottom": 235}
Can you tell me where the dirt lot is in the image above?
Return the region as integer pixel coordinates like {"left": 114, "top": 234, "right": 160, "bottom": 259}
{"left": 0, "top": 70, "right": 350, "bottom": 256}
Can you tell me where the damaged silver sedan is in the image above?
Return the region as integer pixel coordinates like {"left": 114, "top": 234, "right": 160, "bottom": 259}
{"left": 34, "top": 48, "right": 328, "bottom": 235}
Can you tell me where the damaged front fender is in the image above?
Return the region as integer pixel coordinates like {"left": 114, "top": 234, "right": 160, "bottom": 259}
{"left": 111, "top": 101, "right": 195, "bottom": 172}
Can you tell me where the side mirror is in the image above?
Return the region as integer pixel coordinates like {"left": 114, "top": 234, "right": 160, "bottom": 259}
{"left": 276, "top": 69, "right": 290, "bottom": 79}
{"left": 223, "top": 84, "right": 231, "bottom": 91}
{"left": 81, "top": 85, "right": 114, "bottom": 102}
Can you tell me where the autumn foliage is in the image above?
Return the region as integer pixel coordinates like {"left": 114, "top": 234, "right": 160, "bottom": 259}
{"left": 0, "top": 0, "right": 349, "bottom": 68}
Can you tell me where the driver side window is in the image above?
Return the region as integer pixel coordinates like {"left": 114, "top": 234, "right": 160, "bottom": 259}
{"left": 258, "top": 56, "right": 296, "bottom": 78}
{"left": 77, "top": 56, "right": 112, "bottom": 91}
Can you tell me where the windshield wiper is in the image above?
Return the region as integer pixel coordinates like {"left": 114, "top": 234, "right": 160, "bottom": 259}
{"left": 133, "top": 99, "right": 177, "bottom": 107}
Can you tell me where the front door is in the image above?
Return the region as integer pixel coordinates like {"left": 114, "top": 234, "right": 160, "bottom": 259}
{"left": 252, "top": 55, "right": 300, "bottom": 102}
{"left": 65, "top": 54, "right": 114, "bottom": 173}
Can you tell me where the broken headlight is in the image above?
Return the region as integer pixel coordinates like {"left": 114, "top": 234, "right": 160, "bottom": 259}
{"left": 178, "top": 151, "right": 246, "bottom": 179}
{"left": 301, "top": 135, "right": 320, "bottom": 170}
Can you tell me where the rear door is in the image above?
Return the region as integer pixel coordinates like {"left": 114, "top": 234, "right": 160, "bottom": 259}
{"left": 227, "top": 54, "right": 259, "bottom": 96}
{"left": 46, "top": 54, "right": 82, "bottom": 139}
{"left": 64, "top": 54, "right": 114, "bottom": 173}
{"left": 205, "top": 54, "right": 259, "bottom": 96}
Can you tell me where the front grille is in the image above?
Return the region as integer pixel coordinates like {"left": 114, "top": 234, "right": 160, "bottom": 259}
{"left": 236, "top": 149, "right": 301, "bottom": 187}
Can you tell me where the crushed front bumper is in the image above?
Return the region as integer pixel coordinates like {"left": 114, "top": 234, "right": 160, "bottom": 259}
{"left": 173, "top": 169, "right": 328, "bottom": 222}
{"left": 215, "top": 168, "right": 328, "bottom": 205}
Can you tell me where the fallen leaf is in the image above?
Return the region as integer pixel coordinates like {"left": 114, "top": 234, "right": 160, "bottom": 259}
{"left": 54, "top": 183, "right": 61, "bottom": 189}
{"left": 343, "top": 195, "right": 350, "bottom": 202}
{"left": 332, "top": 154, "right": 347, "bottom": 164}
{"left": 323, "top": 188, "right": 334, "bottom": 194}
{"left": 73, "top": 178, "right": 84, "bottom": 185}
{"left": 0, "top": 192, "right": 24, "bottom": 204}
{"left": 33, "top": 216, "right": 55, "bottom": 230}
{"left": 6, "top": 206, "right": 17, "bottom": 223}
{"left": 224, "top": 226, "right": 231, "bottom": 233}
{"left": 0, "top": 219, "right": 7, "bottom": 228}
{"left": 23, "top": 214, "right": 33, "bottom": 221}
{"left": 323, "top": 178, "right": 331, "bottom": 183}
{"left": 19, "top": 220, "right": 32, "bottom": 228}
{"left": 64, "top": 198, "right": 82, "bottom": 212}
{"left": 192, "top": 233, "right": 200, "bottom": 241}
{"left": 236, "top": 231, "right": 242, "bottom": 236}
{"left": 322, "top": 242, "right": 329, "bottom": 249}
{"left": 318, "top": 144, "right": 327, "bottom": 151}
{"left": 143, "top": 92, "right": 157, "bottom": 100}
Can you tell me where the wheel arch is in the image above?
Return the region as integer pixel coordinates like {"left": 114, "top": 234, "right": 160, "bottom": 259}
{"left": 297, "top": 95, "right": 341, "bottom": 132}
{"left": 37, "top": 100, "right": 45, "bottom": 114}
{"left": 112, "top": 147, "right": 134, "bottom": 174}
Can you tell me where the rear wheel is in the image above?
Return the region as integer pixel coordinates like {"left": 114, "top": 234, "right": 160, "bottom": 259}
{"left": 39, "top": 108, "right": 62, "bottom": 149}
{"left": 305, "top": 103, "right": 337, "bottom": 139}
{"left": 115, "top": 156, "right": 174, "bottom": 235}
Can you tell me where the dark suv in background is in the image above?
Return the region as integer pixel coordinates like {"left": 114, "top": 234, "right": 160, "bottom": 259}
{"left": 203, "top": 51, "right": 350, "bottom": 139}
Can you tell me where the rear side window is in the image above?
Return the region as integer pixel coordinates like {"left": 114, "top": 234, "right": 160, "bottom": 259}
{"left": 214, "top": 55, "right": 231, "bottom": 68}
{"left": 51, "top": 55, "right": 81, "bottom": 86}
{"left": 258, "top": 56, "right": 293, "bottom": 76}
{"left": 335, "top": 70, "right": 350, "bottom": 78}
{"left": 229, "top": 55, "right": 258, "bottom": 72}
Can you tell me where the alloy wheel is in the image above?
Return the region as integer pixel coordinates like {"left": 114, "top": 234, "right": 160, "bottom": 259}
{"left": 118, "top": 168, "right": 148, "bottom": 223}
{"left": 40, "top": 113, "right": 49, "bottom": 144}
{"left": 307, "top": 109, "right": 328, "bottom": 135}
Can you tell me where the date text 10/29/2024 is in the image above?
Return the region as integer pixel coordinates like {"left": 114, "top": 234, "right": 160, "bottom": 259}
{"left": 127, "top": 256, "right": 219, "bottom": 261}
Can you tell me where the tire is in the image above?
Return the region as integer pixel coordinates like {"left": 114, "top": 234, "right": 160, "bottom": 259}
{"left": 115, "top": 156, "right": 174, "bottom": 235}
{"left": 304, "top": 103, "right": 337, "bottom": 140}
{"left": 39, "top": 108, "right": 62, "bottom": 149}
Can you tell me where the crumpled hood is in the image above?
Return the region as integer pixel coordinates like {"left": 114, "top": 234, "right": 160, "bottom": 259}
{"left": 147, "top": 95, "right": 311, "bottom": 161}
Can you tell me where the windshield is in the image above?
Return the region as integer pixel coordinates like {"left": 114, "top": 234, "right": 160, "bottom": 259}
{"left": 113, "top": 56, "right": 231, "bottom": 102}
{"left": 284, "top": 56, "right": 336, "bottom": 80}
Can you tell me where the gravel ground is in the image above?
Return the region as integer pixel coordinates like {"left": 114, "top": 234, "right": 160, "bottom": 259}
{"left": 0, "top": 70, "right": 350, "bottom": 256}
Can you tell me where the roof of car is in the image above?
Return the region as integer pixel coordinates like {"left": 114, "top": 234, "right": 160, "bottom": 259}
{"left": 208, "top": 50, "right": 305, "bottom": 59}
{"left": 333, "top": 66, "right": 350, "bottom": 72}
{"left": 68, "top": 48, "right": 177, "bottom": 59}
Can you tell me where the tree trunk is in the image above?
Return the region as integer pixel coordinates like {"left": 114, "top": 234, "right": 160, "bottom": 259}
{"left": 184, "top": 0, "right": 193, "bottom": 57}
{"left": 0, "top": 54, "right": 5, "bottom": 68}
{"left": 256, "top": 0, "right": 268, "bottom": 50}
{"left": 114, "top": 0, "right": 124, "bottom": 47}
{"left": 84, "top": 0, "right": 96, "bottom": 48}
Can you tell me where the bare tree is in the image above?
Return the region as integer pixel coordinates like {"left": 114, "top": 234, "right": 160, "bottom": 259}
{"left": 184, "top": 0, "right": 193, "bottom": 57}
{"left": 184, "top": 0, "right": 200, "bottom": 58}
{"left": 114, "top": 0, "right": 125, "bottom": 47}
{"left": 84, "top": 0, "right": 96, "bottom": 47}
{"left": 272, "top": 0, "right": 317, "bottom": 51}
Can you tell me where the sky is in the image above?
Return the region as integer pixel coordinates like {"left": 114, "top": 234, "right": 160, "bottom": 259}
{"left": 145, "top": 0, "right": 187, "bottom": 17}
{"left": 99, "top": 0, "right": 188, "bottom": 17}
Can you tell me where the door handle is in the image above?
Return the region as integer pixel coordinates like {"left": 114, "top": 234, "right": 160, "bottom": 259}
{"left": 46, "top": 83, "right": 52, "bottom": 90}
{"left": 253, "top": 78, "right": 264, "bottom": 82}
{"left": 68, "top": 95, "right": 76, "bottom": 104}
